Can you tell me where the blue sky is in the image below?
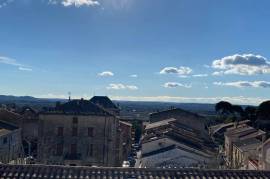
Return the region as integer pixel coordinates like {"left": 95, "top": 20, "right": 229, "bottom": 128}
{"left": 1, "top": 0, "right": 270, "bottom": 105}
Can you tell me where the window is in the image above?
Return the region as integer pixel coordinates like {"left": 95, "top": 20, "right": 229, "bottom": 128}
{"left": 3, "top": 137, "right": 7, "bottom": 144}
{"left": 57, "top": 127, "right": 64, "bottom": 136}
{"left": 72, "top": 117, "right": 78, "bottom": 124}
{"left": 71, "top": 144, "right": 77, "bottom": 154}
{"left": 56, "top": 143, "right": 63, "bottom": 156}
{"left": 88, "top": 127, "right": 94, "bottom": 137}
{"left": 72, "top": 127, "right": 78, "bottom": 136}
{"left": 87, "top": 144, "right": 93, "bottom": 157}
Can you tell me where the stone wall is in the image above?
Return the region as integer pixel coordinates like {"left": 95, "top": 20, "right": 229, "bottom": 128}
{"left": 38, "top": 114, "right": 120, "bottom": 167}
{"left": 0, "top": 128, "right": 22, "bottom": 163}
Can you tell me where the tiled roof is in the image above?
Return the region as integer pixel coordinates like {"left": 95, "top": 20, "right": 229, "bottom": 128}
{"left": 149, "top": 108, "right": 205, "bottom": 121}
{"left": 41, "top": 99, "right": 113, "bottom": 116}
{"left": 145, "top": 118, "right": 176, "bottom": 130}
{"left": 234, "top": 138, "right": 261, "bottom": 152}
{"left": 0, "top": 164, "right": 270, "bottom": 178}
{"left": 0, "top": 120, "right": 18, "bottom": 131}
{"left": 209, "top": 120, "right": 250, "bottom": 135}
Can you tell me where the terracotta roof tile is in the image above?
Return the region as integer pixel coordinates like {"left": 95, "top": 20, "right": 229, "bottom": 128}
{"left": 0, "top": 164, "right": 270, "bottom": 178}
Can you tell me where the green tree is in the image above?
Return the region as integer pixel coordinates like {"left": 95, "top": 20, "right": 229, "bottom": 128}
{"left": 257, "top": 101, "right": 270, "bottom": 120}
{"left": 244, "top": 106, "right": 257, "bottom": 125}
{"left": 215, "top": 101, "right": 233, "bottom": 115}
{"left": 232, "top": 105, "right": 244, "bottom": 120}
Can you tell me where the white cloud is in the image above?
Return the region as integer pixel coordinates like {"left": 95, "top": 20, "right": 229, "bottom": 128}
{"left": 101, "top": 0, "right": 134, "bottom": 10}
{"left": 213, "top": 81, "right": 270, "bottom": 88}
{"left": 49, "top": 0, "right": 99, "bottom": 7}
{"left": 203, "top": 64, "right": 210, "bottom": 68}
{"left": 212, "top": 71, "right": 223, "bottom": 76}
{"left": 0, "top": 56, "right": 22, "bottom": 66}
{"left": 192, "top": 74, "right": 208, "bottom": 77}
{"left": 106, "top": 83, "right": 138, "bottom": 90}
{"left": 98, "top": 71, "right": 114, "bottom": 77}
{"left": 129, "top": 74, "right": 138, "bottom": 78}
{"left": 18, "top": 67, "right": 33, "bottom": 71}
{"left": 110, "top": 95, "right": 267, "bottom": 105}
{"left": 0, "top": 56, "right": 32, "bottom": 72}
{"left": 160, "top": 66, "right": 192, "bottom": 76}
{"left": 35, "top": 93, "right": 90, "bottom": 99}
{"left": 0, "top": 0, "right": 14, "bottom": 8}
{"left": 62, "top": 0, "right": 99, "bottom": 6}
{"left": 212, "top": 54, "right": 270, "bottom": 75}
{"left": 163, "top": 82, "right": 191, "bottom": 88}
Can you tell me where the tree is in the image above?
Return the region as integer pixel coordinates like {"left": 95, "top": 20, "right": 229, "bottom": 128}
{"left": 257, "top": 101, "right": 270, "bottom": 120}
{"left": 232, "top": 105, "right": 244, "bottom": 120}
{"left": 244, "top": 106, "right": 257, "bottom": 124}
{"left": 215, "top": 101, "right": 233, "bottom": 115}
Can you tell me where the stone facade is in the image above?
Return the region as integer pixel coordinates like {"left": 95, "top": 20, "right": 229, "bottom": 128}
{"left": 149, "top": 108, "right": 209, "bottom": 140}
{"left": 118, "top": 121, "right": 132, "bottom": 162}
{"left": 38, "top": 114, "right": 119, "bottom": 166}
{"left": 224, "top": 125, "right": 265, "bottom": 169}
{"left": 37, "top": 98, "right": 125, "bottom": 167}
{"left": 259, "top": 138, "right": 270, "bottom": 170}
{"left": 0, "top": 121, "right": 23, "bottom": 163}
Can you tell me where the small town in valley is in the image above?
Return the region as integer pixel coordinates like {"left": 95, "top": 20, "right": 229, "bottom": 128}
{"left": 0, "top": 95, "right": 270, "bottom": 178}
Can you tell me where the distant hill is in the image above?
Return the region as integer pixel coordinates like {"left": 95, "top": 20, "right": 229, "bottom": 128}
{"left": 0, "top": 95, "right": 66, "bottom": 110}
{"left": 115, "top": 101, "right": 217, "bottom": 120}
{"left": 0, "top": 95, "right": 221, "bottom": 120}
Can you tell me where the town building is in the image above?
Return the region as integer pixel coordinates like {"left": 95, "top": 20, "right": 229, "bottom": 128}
{"left": 209, "top": 120, "right": 250, "bottom": 144}
{"left": 224, "top": 125, "right": 265, "bottom": 169}
{"left": 232, "top": 138, "right": 261, "bottom": 169}
{"left": 118, "top": 121, "right": 132, "bottom": 163}
{"left": 149, "top": 108, "right": 209, "bottom": 140}
{"left": 37, "top": 97, "right": 128, "bottom": 167}
{"left": 141, "top": 137, "right": 216, "bottom": 168}
{"left": 0, "top": 120, "right": 23, "bottom": 163}
{"left": 0, "top": 106, "right": 39, "bottom": 157}
{"left": 142, "top": 108, "right": 217, "bottom": 168}
{"left": 259, "top": 138, "right": 270, "bottom": 170}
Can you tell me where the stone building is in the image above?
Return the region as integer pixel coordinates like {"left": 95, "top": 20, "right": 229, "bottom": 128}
{"left": 18, "top": 107, "right": 39, "bottom": 157}
{"left": 118, "top": 121, "right": 132, "bottom": 162}
{"left": 224, "top": 125, "right": 265, "bottom": 169}
{"left": 0, "top": 106, "right": 39, "bottom": 157}
{"left": 231, "top": 138, "right": 261, "bottom": 169}
{"left": 143, "top": 109, "right": 217, "bottom": 168}
{"left": 141, "top": 137, "right": 216, "bottom": 168}
{"left": 0, "top": 120, "right": 23, "bottom": 163}
{"left": 37, "top": 98, "right": 124, "bottom": 167}
{"left": 259, "top": 138, "right": 270, "bottom": 170}
{"left": 149, "top": 108, "right": 209, "bottom": 140}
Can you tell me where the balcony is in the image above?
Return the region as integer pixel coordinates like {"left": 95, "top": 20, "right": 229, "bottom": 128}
{"left": 64, "top": 153, "right": 81, "bottom": 160}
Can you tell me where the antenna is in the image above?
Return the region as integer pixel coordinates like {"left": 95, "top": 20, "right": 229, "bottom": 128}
{"left": 68, "top": 92, "right": 71, "bottom": 101}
